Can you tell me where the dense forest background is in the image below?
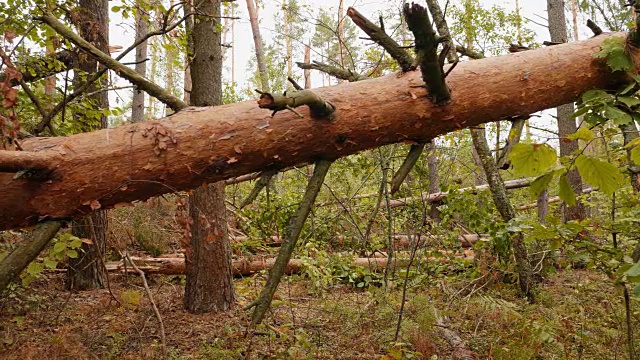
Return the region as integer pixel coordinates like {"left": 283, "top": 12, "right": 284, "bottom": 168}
{"left": 3, "top": 0, "right": 640, "bottom": 359}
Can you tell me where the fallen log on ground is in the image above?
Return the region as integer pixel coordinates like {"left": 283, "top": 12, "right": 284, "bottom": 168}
{"left": 387, "top": 178, "right": 533, "bottom": 208}
{"left": 0, "top": 33, "right": 626, "bottom": 230}
{"left": 316, "top": 178, "right": 532, "bottom": 207}
{"left": 99, "top": 252, "right": 475, "bottom": 276}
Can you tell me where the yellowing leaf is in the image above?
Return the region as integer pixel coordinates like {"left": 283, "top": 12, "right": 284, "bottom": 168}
{"left": 509, "top": 143, "right": 557, "bottom": 176}
{"left": 567, "top": 128, "right": 594, "bottom": 142}
{"left": 575, "top": 155, "right": 624, "bottom": 195}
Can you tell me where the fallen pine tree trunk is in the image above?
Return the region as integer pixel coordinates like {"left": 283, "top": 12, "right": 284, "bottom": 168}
{"left": 99, "top": 252, "right": 475, "bottom": 276}
{"left": 0, "top": 33, "right": 626, "bottom": 230}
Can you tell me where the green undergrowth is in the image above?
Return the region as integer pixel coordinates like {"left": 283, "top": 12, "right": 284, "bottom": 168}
{"left": 1, "top": 267, "right": 637, "bottom": 359}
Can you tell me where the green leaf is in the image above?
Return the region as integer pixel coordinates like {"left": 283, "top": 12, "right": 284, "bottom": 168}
{"left": 69, "top": 237, "right": 83, "bottom": 249}
{"left": 571, "top": 106, "right": 590, "bottom": 119}
{"left": 53, "top": 242, "right": 66, "bottom": 254}
{"left": 530, "top": 172, "right": 554, "bottom": 198}
{"left": 575, "top": 155, "right": 625, "bottom": 195}
{"left": 595, "top": 37, "right": 634, "bottom": 72}
{"left": 567, "top": 128, "right": 594, "bottom": 142}
{"left": 582, "top": 89, "right": 610, "bottom": 103}
{"left": 617, "top": 96, "right": 640, "bottom": 108}
{"left": 67, "top": 249, "right": 79, "bottom": 259}
{"left": 604, "top": 106, "right": 633, "bottom": 125}
{"left": 558, "top": 174, "right": 576, "bottom": 206}
{"left": 619, "top": 82, "right": 636, "bottom": 95}
{"left": 43, "top": 258, "right": 57, "bottom": 269}
{"left": 26, "top": 262, "right": 44, "bottom": 276}
{"left": 584, "top": 112, "right": 606, "bottom": 125}
{"left": 509, "top": 143, "right": 558, "bottom": 176}
{"left": 625, "top": 260, "right": 640, "bottom": 278}
{"left": 632, "top": 146, "right": 640, "bottom": 165}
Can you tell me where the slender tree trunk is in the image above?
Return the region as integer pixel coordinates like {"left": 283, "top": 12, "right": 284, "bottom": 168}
{"left": 231, "top": 5, "right": 235, "bottom": 85}
{"left": 337, "top": 0, "right": 346, "bottom": 83}
{"left": 131, "top": 1, "right": 148, "bottom": 122}
{"left": 184, "top": 0, "right": 234, "bottom": 313}
{"left": 44, "top": 0, "right": 57, "bottom": 102}
{"left": 283, "top": 2, "right": 293, "bottom": 79}
{"left": 246, "top": 0, "right": 270, "bottom": 91}
{"left": 183, "top": 2, "right": 193, "bottom": 104}
{"left": 66, "top": 0, "right": 109, "bottom": 291}
{"left": 470, "top": 126, "right": 535, "bottom": 297}
{"left": 426, "top": 140, "right": 440, "bottom": 222}
{"left": 571, "top": 0, "right": 579, "bottom": 41}
{"left": 548, "top": 0, "right": 586, "bottom": 222}
{"left": 304, "top": 41, "right": 311, "bottom": 89}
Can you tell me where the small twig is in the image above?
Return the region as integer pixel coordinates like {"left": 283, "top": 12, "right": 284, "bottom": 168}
{"left": 124, "top": 252, "right": 166, "bottom": 357}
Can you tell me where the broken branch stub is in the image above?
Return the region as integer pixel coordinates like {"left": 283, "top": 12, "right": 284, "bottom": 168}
{"left": 403, "top": 3, "right": 451, "bottom": 105}
{"left": 256, "top": 89, "right": 336, "bottom": 120}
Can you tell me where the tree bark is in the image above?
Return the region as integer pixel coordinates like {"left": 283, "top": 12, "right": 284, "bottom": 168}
{"left": 246, "top": 0, "right": 270, "bottom": 91}
{"left": 131, "top": 2, "right": 148, "bottom": 123}
{"left": 0, "top": 33, "right": 629, "bottom": 231}
{"left": 183, "top": 0, "right": 234, "bottom": 313}
{"left": 65, "top": 0, "right": 110, "bottom": 291}
{"left": 548, "top": 0, "right": 586, "bottom": 222}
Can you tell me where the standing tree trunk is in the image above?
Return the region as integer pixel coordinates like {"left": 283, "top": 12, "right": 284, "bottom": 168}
{"left": 183, "top": 0, "right": 234, "bottom": 313}
{"left": 548, "top": 0, "right": 586, "bottom": 222}
{"left": 246, "top": 0, "right": 270, "bottom": 91}
{"left": 131, "top": 1, "right": 148, "bottom": 123}
{"left": 66, "top": 0, "right": 109, "bottom": 291}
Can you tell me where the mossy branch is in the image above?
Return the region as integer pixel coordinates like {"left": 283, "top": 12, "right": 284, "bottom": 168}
{"left": 0, "top": 221, "right": 63, "bottom": 293}
{"left": 256, "top": 89, "right": 335, "bottom": 120}
{"left": 296, "top": 61, "right": 367, "bottom": 82}
{"left": 390, "top": 143, "right": 425, "bottom": 195}
{"left": 248, "top": 159, "right": 333, "bottom": 325}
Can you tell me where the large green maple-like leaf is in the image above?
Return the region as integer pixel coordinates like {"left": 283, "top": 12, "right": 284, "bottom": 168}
{"left": 509, "top": 143, "right": 557, "bottom": 176}
{"left": 575, "top": 155, "right": 624, "bottom": 195}
{"left": 594, "top": 37, "right": 634, "bottom": 72}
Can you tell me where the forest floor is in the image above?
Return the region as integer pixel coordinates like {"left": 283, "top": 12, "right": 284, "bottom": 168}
{"left": 0, "top": 267, "right": 635, "bottom": 359}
